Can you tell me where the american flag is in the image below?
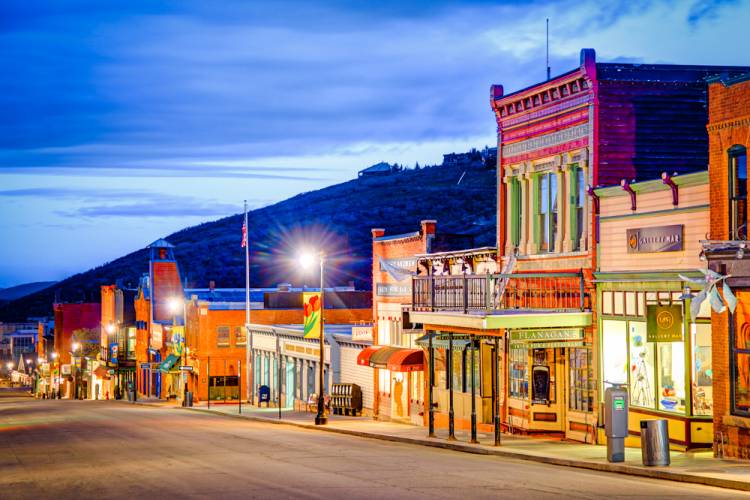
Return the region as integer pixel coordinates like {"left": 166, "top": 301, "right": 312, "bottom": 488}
{"left": 241, "top": 220, "right": 247, "bottom": 248}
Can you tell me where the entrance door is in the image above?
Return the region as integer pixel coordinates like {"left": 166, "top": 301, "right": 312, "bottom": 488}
{"left": 528, "top": 348, "right": 565, "bottom": 432}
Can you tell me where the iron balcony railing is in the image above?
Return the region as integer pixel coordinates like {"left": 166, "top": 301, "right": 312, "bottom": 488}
{"left": 412, "top": 272, "right": 589, "bottom": 313}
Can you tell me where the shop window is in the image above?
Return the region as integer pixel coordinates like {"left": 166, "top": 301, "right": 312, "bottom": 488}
{"left": 235, "top": 326, "right": 246, "bottom": 346}
{"left": 614, "top": 292, "right": 624, "bottom": 315}
{"left": 625, "top": 292, "right": 637, "bottom": 316}
{"left": 217, "top": 326, "right": 230, "bottom": 347}
{"left": 629, "top": 322, "right": 656, "bottom": 409}
{"left": 602, "top": 291, "right": 613, "bottom": 315}
{"left": 451, "top": 349, "right": 463, "bottom": 392}
{"left": 509, "top": 348, "right": 528, "bottom": 399}
{"left": 378, "top": 368, "right": 391, "bottom": 395}
{"left": 692, "top": 323, "right": 713, "bottom": 416}
{"left": 411, "top": 371, "right": 424, "bottom": 403}
{"left": 729, "top": 145, "right": 747, "bottom": 240}
{"left": 538, "top": 172, "right": 558, "bottom": 253}
{"left": 602, "top": 320, "right": 627, "bottom": 387}
{"left": 209, "top": 376, "right": 239, "bottom": 401}
{"left": 569, "top": 348, "right": 593, "bottom": 412}
{"left": 574, "top": 167, "right": 585, "bottom": 250}
{"left": 733, "top": 301, "right": 750, "bottom": 416}
{"left": 637, "top": 292, "right": 646, "bottom": 317}
{"left": 434, "top": 349, "right": 447, "bottom": 389}
{"left": 657, "top": 342, "right": 685, "bottom": 413}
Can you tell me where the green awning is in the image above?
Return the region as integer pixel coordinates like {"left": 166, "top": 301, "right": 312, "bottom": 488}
{"left": 160, "top": 354, "right": 180, "bottom": 373}
{"left": 415, "top": 333, "right": 470, "bottom": 350}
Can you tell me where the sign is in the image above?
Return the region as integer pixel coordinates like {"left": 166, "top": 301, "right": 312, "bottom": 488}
{"left": 61, "top": 364, "right": 71, "bottom": 375}
{"left": 140, "top": 363, "right": 151, "bottom": 370}
{"left": 110, "top": 343, "right": 119, "bottom": 362}
{"left": 614, "top": 396, "right": 626, "bottom": 411}
{"left": 303, "top": 292, "right": 322, "bottom": 339}
{"left": 376, "top": 283, "right": 411, "bottom": 297}
{"left": 626, "top": 225, "right": 683, "bottom": 253}
{"left": 379, "top": 257, "right": 417, "bottom": 273}
{"left": 150, "top": 324, "right": 163, "bottom": 350}
{"left": 283, "top": 341, "right": 321, "bottom": 359}
{"left": 179, "top": 365, "right": 193, "bottom": 372}
{"left": 510, "top": 328, "right": 583, "bottom": 342}
{"left": 647, "top": 304, "right": 683, "bottom": 342}
{"left": 352, "top": 326, "right": 373, "bottom": 342}
{"left": 512, "top": 340, "right": 584, "bottom": 350}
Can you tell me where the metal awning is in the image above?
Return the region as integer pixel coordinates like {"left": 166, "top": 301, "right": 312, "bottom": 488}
{"left": 386, "top": 349, "right": 424, "bottom": 372}
{"left": 369, "top": 347, "right": 403, "bottom": 368}
{"left": 356, "top": 346, "right": 382, "bottom": 367}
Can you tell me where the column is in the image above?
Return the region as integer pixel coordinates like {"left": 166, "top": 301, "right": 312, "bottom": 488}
{"left": 554, "top": 166, "right": 565, "bottom": 254}
{"left": 448, "top": 333, "right": 455, "bottom": 440}
{"left": 470, "top": 334, "right": 478, "bottom": 444}
{"left": 302, "top": 360, "right": 309, "bottom": 400}
{"left": 428, "top": 333, "right": 435, "bottom": 438}
{"left": 580, "top": 162, "right": 590, "bottom": 252}
{"left": 494, "top": 337, "right": 501, "bottom": 446}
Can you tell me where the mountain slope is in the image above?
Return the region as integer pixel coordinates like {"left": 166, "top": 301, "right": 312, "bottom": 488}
{"left": 0, "top": 281, "right": 58, "bottom": 304}
{"left": 0, "top": 164, "right": 496, "bottom": 321}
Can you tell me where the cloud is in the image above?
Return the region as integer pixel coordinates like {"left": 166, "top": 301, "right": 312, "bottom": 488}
{"left": 686, "top": 0, "right": 739, "bottom": 25}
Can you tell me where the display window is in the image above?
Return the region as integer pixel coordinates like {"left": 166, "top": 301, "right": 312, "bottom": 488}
{"left": 451, "top": 349, "right": 463, "bottom": 392}
{"left": 602, "top": 320, "right": 627, "bottom": 387}
{"left": 733, "top": 292, "right": 750, "bottom": 415}
{"left": 378, "top": 368, "right": 391, "bottom": 395}
{"left": 691, "top": 323, "right": 713, "bottom": 416}
{"left": 657, "top": 342, "right": 685, "bottom": 413}
{"left": 629, "top": 322, "right": 655, "bottom": 409}
{"left": 569, "top": 348, "right": 593, "bottom": 412}
{"left": 509, "top": 348, "right": 528, "bottom": 399}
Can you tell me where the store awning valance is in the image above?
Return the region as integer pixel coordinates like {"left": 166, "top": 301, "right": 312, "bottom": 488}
{"left": 387, "top": 349, "right": 424, "bottom": 372}
{"left": 93, "top": 366, "right": 111, "bottom": 379}
{"left": 368, "top": 347, "right": 403, "bottom": 368}
{"left": 415, "top": 333, "right": 471, "bottom": 350}
{"left": 356, "top": 346, "right": 382, "bottom": 367}
{"left": 159, "top": 354, "right": 180, "bottom": 373}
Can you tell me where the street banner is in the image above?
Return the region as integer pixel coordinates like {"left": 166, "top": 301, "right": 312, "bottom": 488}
{"left": 303, "top": 292, "right": 322, "bottom": 338}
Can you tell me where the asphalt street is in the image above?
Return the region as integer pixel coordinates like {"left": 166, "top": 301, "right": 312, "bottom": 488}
{"left": 0, "top": 392, "right": 746, "bottom": 499}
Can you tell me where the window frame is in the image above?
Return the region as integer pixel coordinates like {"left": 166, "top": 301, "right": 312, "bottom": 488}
{"left": 728, "top": 145, "right": 747, "bottom": 241}
{"left": 538, "top": 171, "right": 558, "bottom": 253}
{"left": 731, "top": 310, "right": 750, "bottom": 417}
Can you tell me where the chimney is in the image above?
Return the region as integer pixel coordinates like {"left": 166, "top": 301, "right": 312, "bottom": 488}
{"left": 209, "top": 280, "right": 215, "bottom": 291}
{"left": 421, "top": 220, "right": 437, "bottom": 236}
{"left": 372, "top": 228, "right": 385, "bottom": 239}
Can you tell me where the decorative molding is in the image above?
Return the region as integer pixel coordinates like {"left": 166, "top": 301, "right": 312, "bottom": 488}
{"left": 500, "top": 93, "right": 593, "bottom": 129}
{"left": 503, "top": 123, "right": 590, "bottom": 158}
{"left": 706, "top": 115, "right": 750, "bottom": 132}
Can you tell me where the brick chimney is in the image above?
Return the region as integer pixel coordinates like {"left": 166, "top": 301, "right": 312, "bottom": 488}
{"left": 421, "top": 220, "right": 437, "bottom": 236}
{"left": 372, "top": 228, "right": 385, "bottom": 239}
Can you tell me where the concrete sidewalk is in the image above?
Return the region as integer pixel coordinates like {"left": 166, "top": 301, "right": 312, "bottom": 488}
{"left": 125, "top": 399, "right": 750, "bottom": 492}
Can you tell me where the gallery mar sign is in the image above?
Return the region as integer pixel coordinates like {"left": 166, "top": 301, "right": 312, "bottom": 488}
{"left": 627, "top": 225, "right": 683, "bottom": 253}
{"left": 646, "top": 304, "right": 683, "bottom": 342}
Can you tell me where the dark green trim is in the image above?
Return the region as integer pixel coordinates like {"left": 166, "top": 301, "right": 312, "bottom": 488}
{"left": 599, "top": 204, "right": 708, "bottom": 222}
{"left": 595, "top": 170, "right": 708, "bottom": 198}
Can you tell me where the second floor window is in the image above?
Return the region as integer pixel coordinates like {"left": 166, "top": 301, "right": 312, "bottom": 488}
{"left": 217, "top": 326, "right": 230, "bottom": 347}
{"left": 510, "top": 177, "right": 522, "bottom": 248}
{"left": 235, "top": 326, "right": 246, "bottom": 345}
{"left": 574, "top": 167, "right": 585, "bottom": 250}
{"left": 539, "top": 172, "right": 558, "bottom": 252}
{"left": 730, "top": 145, "right": 748, "bottom": 240}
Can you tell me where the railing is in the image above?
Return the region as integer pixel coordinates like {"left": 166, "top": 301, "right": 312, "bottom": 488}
{"left": 412, "top": 273, "right": 589, "bottom": 313}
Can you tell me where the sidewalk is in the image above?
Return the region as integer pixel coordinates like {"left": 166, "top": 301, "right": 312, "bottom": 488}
{"left": 127, "top": 399, "right": 750, "bottom": 492}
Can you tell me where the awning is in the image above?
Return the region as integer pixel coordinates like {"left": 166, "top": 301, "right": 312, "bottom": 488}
{"left": 93, "top": 366, "right": 111, "bottom": 379}
{"left": 416, "top": 333, "right": 471, "bottom": 349}
{"left": 356, "top": 346, "right": 382, "bottom": 366}
{"left": 369, "top": 346, "right": 403, "bottom": 368}
{"left": 159, "top": 354, "right": 180, "bottom": 373}
{"left": 387, "top": 349, "right": 424, "bottom": 372}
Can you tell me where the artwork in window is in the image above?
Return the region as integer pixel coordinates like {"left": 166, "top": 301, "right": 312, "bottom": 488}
{"left": 692, "top": 324, "right": 712, "bottom": 416}
{"left": 629, "top": 322, "right": 656, "bottom": 409}
{"left": 657, "top": 342, "right": 685, "bottom": 413}
{"left": 736, "top": 353, "right": 750, "bottom": 414}
{"left": 509, "top": 348, "right": 528, "bottom": 399}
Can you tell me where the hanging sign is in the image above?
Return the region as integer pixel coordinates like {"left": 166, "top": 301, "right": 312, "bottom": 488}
{"left": 303, "top": 292, "right": 322, "bottom": 339}
{"left": 627, "top": 225, "right": 683, "bottom": 253}
{"left": 352, "top": 326, "right": 373, "bottom": 341}
{"left": 647, "top": 304, "right": 683, "bottom": 342}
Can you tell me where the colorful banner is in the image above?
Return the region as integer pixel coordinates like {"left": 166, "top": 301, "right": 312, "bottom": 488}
{"left": 303, "top": 292, "right": 322, "bottom": 338}
{"left": 170, "top": 326, "right": 185, "bottom": 356}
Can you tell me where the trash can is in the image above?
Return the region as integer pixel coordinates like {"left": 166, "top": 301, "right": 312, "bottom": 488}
{"left": 640, "top": 419, "right": 670, "bottom": 466}
{"left": 185, "top": 391, "right": 193, "bottom": 407}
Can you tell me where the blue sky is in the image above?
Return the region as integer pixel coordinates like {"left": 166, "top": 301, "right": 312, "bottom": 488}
{"left": 1, "top": 0, "right": 749, "bottom": 287}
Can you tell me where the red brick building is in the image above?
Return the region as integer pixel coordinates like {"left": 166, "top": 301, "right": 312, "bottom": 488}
{"left": 702, "top": 72, "right": 750, "bottom": 459}
{"left": 52, "top": 302, "right": 100, "bottom": 398}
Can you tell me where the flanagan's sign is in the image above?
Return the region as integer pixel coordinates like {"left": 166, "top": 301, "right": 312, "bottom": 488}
{"left": 626, "top": 225, "right": 683, "bottom": 253}
{"left": 510, "top": 328, "right": 583, "bottom": 342}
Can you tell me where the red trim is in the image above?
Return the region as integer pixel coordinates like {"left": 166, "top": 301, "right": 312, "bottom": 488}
{"left": 387, "top": 349, "right": 425, "bottom": 372}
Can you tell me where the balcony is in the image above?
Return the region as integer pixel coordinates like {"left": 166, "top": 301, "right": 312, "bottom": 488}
{"left": 412, "top": 272, "right": 589, "bottom": 314}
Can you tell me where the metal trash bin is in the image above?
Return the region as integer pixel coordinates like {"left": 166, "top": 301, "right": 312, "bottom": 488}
{"left": 185, "top": 391, "right": 193, "bottom": 407}
{"left": 640, "top": 419, "right": 670, "bottom": 466}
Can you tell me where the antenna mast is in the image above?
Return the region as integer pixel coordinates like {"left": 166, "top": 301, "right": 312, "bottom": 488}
{"left": 546, "top": 18, "right": 551, "bottom": 81}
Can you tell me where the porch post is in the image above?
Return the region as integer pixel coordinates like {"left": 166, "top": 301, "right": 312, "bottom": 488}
{"left": 448, "top": 332, "right": 455, "bottom": 440}
{"left": 470, "top": 334, "right": 478, "bottom": 444}
{"left": 428, "top": 333, "right": 435, "bottom": 437}
{"left": 494, "top": 336, "right": 501, "bottom": 446}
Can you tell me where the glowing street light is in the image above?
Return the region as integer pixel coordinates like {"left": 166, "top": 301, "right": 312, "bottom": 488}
{"left": 72, "top": 342, "right": 80, "bottom": 352}
{"left": 106, "top": 323, "right": 116, "bottom": 334}
{"left": 168, "top": 297, "right": 184, "bottom": 315}
{"left": 51, "top": 352, "right": 58, "bottom": 360}
{"left": 298, "top": 249, "right": 327, "bottom": 426}
{"left": 6, "top": 362, "right": 13, "bottom": 370}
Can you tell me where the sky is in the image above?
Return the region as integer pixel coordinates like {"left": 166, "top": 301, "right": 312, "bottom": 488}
{"left": 1, "top": 0, "right": 750, "bottom": 288}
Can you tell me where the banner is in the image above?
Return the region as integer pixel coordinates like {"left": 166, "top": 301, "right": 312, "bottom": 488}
{"left": 303, "top": 292, "right": 322, "bottom": 339}
{"left": 169, "top": 326, "right": 185, "bottom": 356}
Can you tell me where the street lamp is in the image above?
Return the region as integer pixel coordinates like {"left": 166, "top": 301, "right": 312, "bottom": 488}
{"left": 299, "top": 250, "right": 327, "bottom": 426}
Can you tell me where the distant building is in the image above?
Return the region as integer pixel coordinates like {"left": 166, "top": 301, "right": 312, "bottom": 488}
{"left": 358, "top": 162, "right": 396, "bottom": 177}
{"left": 442, "top": 149, "right": 483, "bottom": 168}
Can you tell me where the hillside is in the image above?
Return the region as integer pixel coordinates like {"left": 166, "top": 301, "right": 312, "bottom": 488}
{"left": 0, "top": 281, "right": 58, "bottom": 304}
{"left": 0, "top": 163, "right": 496, "bottom": 321}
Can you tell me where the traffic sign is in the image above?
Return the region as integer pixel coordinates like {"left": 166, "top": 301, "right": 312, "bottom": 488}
{"left": 179, "top": 365, "right": 193, "bottom": 372}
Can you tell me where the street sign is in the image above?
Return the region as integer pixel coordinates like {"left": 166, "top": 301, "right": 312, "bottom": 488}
{"left": 179, "top": 365, "right": 193, "bottom": 372}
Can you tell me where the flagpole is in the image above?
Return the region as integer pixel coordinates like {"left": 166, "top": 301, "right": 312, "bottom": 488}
{"left": 244, "top": 200, "right": 253, "bottom": 405}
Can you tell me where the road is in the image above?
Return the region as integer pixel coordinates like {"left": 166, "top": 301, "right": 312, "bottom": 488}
{"left": 0, "top": 393, "right": 746, "bottom": 499}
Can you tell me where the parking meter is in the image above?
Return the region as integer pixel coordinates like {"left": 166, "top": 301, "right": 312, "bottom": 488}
{"left": 604, "top": 384, "right": 628, "bottom": 462}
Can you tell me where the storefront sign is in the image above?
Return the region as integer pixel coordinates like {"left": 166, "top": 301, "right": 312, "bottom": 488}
{"left": 647, "top": 304, "right": 683, "bottom": 342}
{"left": 626, "top": 225, "right": 683, "bottom": 253}
{"left": 376, "top": 283, "right": 411, "bottom": 297}
{"left": 512, "top": 341, "right": 585, "bottom": 349}
{"left": 510, "top": 329, "right": 583, "bottom": 342}
{"left": 352, "top": 326, "right": 373, "bottom": 341}
{"left": 61, "top": 364, "right": 71, "bottom": 375}
{"left": 379, "top": 257, "right": 417, "bottom": 273}
{"left": 150, "top": 324, "right": 163, "bottom": 350}
{"left": 283, "top": 341, "right": 320, "bottom": 359}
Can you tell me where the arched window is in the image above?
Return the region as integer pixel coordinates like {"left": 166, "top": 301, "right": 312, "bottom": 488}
{"left": 729, "top": 145, "right": 748, "bottom": 240}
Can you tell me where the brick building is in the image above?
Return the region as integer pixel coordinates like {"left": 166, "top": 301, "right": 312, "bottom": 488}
{"left": 702, "top": 72, "right": 750, "bottom": 459}
{"left": 52, "top": 302, "right": 100, "bottom": 398}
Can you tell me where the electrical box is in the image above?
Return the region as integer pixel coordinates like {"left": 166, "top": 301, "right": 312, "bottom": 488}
{"left": 604, "top": 385, "right": 629, "bottom": 462}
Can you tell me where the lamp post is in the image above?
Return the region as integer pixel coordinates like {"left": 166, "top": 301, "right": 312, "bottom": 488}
{"left": 300, "top": 250, "right": 327, "bottom": 426}
{"left": 72, "top": 342, "right": 81, "bottom": 399}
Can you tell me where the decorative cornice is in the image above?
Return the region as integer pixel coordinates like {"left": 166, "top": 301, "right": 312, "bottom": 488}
{"left": 503, "top": 123, "right": 590, "bottom": 158}
{"left": 707, "top": 115, "right": 750, "bottom": 132}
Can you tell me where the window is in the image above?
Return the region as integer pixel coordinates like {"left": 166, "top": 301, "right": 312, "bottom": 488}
{"left": 235, "top": 326, "right": 246, "bottom": 346}
{"left": 692, "top": 323, "right": 713, "bottom": 416}
{"left": 629, "top": 322, "right": 656, "bottom": 409}
{"left": 216, "top": 326, "right": 230, "bottom": 347}
{"left": 411, "top": 371, "right": 424, "bottom": 403}
{"left": 569, "top": 348, "right": 593, "bottom": 412}
{"left": 509, "top": 348, "right": 528, "bottom": 399}
{"left": 729, "top": 145, "right": 747, "bottom": 240}
{"left": 538, "top": 172, "right": 558, "bottom": 252}
{"left": 510, "top": 177, "right": 522, "bottom": 248}
{"left": 451, "top": 349, "right": 463, "bottom": 392}
{"left": 657, "top": 342, "right": 685, "bottom": 413}
{"left": 733, "top": 294, "right": 750, "bottom": 416}
{"left": 574, "top": 167, "right": 585, "bottom": 250}
{"left": 378, "top": 368, "right": 391, "bottom": 395}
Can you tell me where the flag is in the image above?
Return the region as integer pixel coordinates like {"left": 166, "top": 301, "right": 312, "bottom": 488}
{"left": 241, "top": 220, "right": 247, "bottom": 248}
{"left": 303, "top": 292, "right": 322, "bottom": 338}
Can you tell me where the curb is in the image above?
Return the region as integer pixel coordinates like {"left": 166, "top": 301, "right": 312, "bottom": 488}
{"left": 128, "top": 402, "right": 750, "bottom": 492}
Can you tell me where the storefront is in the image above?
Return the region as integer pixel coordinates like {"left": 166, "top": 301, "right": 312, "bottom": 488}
{"left": 595, "top": 170, "right": 712, "bottom": 449}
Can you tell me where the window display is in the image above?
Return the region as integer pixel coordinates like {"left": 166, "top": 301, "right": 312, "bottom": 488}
{"left": 451, "top": 349, "right": 463, "bottom": 392}
{"left": 657, "top": 342, "right": 685, "bottom": 413}
{"left": 691, "top": 323, "right": 713, "bottom": 416}
{"left": 509, "top": 348, "right": 528, "bottom": 399}
{"left": 629, "top": 322, "right": 655, "bottom": 409}
{"left": 569, "top": 348, "right": 593, "bottom": 412}
{"left": 602, "top": 320, "right": 627, "bottom": 386}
